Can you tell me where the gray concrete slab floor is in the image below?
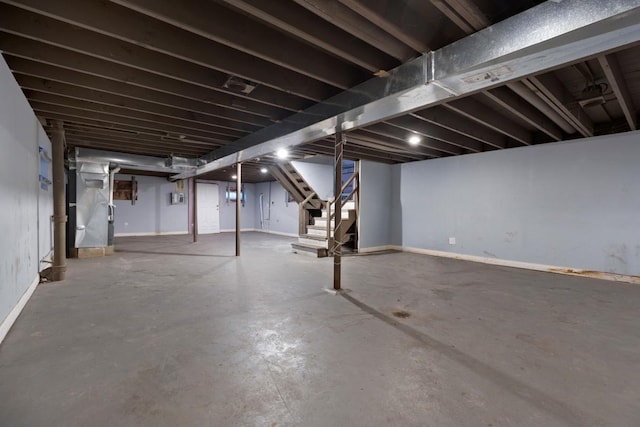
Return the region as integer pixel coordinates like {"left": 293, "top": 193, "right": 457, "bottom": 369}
{"left": 0, "top": 232, "right": 639, "bottom": 426}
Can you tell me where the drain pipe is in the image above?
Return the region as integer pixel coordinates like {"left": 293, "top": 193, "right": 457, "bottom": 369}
{"left": 51, "top": 120, "right": 67, "bottom": 281}
{"left": 108, "top": 166, "right": 121, "bottom": 216}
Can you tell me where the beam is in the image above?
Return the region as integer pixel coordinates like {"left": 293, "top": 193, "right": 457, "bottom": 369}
{"left": 6, "top": 55, "right": 276, "bottom": 127}
{"left": 598, "top": 53, "right": 637, "bottom": 130}
{"left": 411, "top": 106, "right": 507, "bottom": 149}
{"left": 37, "top": 113, "right": 226, "bottom": 147}
{"left": 28, "top": 95, "right": 246, "bottom": 139}
{"left": 482, "top": 87, "right": 564, "bottom": 141}
{"left": 0, "top": 0, "right": 343, "bottom": 98}
{"left": 520, "top": 76, "right": 594, "bottom": 137}
{"left": 364, "top": 123, "right": 463, "bottom": 155}
{"left": 173, "top": 0, "right": 640, "bottom": 179}
{"left": 18, "top": 76, "right": 262, "bottom": 134}
{"left": 292, "top": 0, "right": 416, "bottom": 61}
{"left": 218, "top": 0, "right": 398, "bottom": 72}
{"left": 387, "top": 116, "right": 484, "bottom": 152}
{"left": 338, "top": 0, "right": 430, "bottom": 52}
{"left": 30, "top": 101, "right": 239, "bottom": 143}
{"left": 443, "top": 98, "right": 532, "bottom": 145}
{"left": 0, "top": 33, "right": 306, "bottom": 113}
{"left": 111, "top": 0, "right": 368, "bottom": 85}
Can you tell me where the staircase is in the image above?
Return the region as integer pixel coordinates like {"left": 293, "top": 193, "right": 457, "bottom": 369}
{"left": 293, "top": 199, "right": 358, "bottom": 257}
{"left": 268, "top": 161, "right": 359, "bottom": 258}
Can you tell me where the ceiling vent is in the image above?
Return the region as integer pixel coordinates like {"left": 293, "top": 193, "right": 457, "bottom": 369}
{"left": 223, "top": 75, "right": 257, "bottom": 94}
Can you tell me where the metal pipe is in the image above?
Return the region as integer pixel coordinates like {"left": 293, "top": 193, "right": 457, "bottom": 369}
{"left": 51, "top": 120, "right": 67, "bottom": 281}
{"left": 333, "top": 133, "right": 345, "bottom": 291}
{"left": 108, "top": 166, "right": 121, "bottom": 222}
{"left": 192, "top": 177, "right": 198, "bottom": 243}
{"left": 235, "top": 163, "right": 241, "bottom": 257}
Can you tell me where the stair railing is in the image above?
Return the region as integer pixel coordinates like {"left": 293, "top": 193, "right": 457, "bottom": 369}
{"left": 326, "top": 171, "right": 359, "bottom": 253}
{"left": 298, "top": 191, "right": 317, "bottom": 235}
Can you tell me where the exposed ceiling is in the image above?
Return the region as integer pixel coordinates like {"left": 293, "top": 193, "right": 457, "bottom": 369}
{"left": 0, "top": 0, "right": 638, "bottom": 182}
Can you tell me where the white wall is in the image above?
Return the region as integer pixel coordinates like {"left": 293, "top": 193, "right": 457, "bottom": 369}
{"left": 0, "top": 56, "right": 52, "bottom": 342}
{"left": 400, "top": 132, "right": 640, "bottom": 276}
{"left": 114, "top": 174, "right": 189, "bottom": 236}
{"left": 255, "top": 181, "right": 299, "bottom": 236}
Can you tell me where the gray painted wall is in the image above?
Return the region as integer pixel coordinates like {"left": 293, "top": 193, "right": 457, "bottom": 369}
{"left": 114, "top": 174, "right": 189, "bottom": 236}
{"left": 255, "top": 181, "right": 299, "bottom": 235}
{"left": 114, "top": 177, "right": 257, "bottom": 235}
{"left": 0, "top": 56, "right": 52, "bottom": 326}
{"left": 359, "top": 161, "right": 394, "bottom": 249}
{"left": 401, "top": 132, "right": 640, "bottom": 275}
{"left": 291, "top": 158, "right": 333, "bottom": 200}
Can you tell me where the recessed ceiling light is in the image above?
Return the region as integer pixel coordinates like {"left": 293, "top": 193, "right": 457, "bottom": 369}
{"left": 276, "top": 148, "right": 289, "bottom": 159}
{"left": 408, "top": 135, "right": 421, "bottom": 146}
{"left": 260, "top": 167, "right": 268, "bottom": 173}
{"left": 232, "top": 175, "right": 237, "bottom": 179}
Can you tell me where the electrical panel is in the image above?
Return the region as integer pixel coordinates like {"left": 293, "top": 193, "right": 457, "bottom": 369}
{"left": 170, "top": 192, "right": 185, "bottom": 205}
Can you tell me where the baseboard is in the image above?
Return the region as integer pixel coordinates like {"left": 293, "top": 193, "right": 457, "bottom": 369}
{"left": 358, "top": 245, "right": 402, "bottom": 254}
{"left": 0, "top": 274, "right": 39, "bottom": 345}
{"left": 255, "top": 229, "right": 298, "bottom": 238}
{"left": 401, "top": 246, "right": 640, "bottom": 285}
{"left": 220, "top": 228, "right": 260, "bottom": 233}
{"left": 114, "top": 231, "right": 188, "bottom": 237}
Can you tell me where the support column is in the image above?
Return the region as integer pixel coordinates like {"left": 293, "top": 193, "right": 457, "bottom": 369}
{"left": 192, "top": 177, "right": 198, "bottom": 243}
{"left": 236, "top": 163, "right": 241, "bottom": 257}
{"left": 51, "top": 120, "right": 67, "bottom": 281}
{"left": 333, "top": 132, "right": 345, "bottom": 290}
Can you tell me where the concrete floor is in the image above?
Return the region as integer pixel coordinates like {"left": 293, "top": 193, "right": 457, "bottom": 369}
{"left": 0, "top": 233, "right": 639, "bottom": 427}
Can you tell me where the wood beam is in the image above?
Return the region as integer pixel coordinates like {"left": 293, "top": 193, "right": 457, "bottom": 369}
{"left": 0, "top": 33, "right": 307, "bottom": 113}
{"left": 411, "top": 106, "right": 507, "bottom": 149}
{"left": 0, "top": 3, "right": 333, "bottom": 101}
{"left": 107, "top": 0, "right": 365, "bottom": 88}
{"left": 482, "top": 88, "right": 564, "bottom": 141}
{"left": 443, "top": 98, "right": 532, "bottom": 145}
{"left": 18, "top": 76, "right": 264, "bottom": 134}
{"left": 522, "top": 76, "right": 594, "bottom": 137}
{"left": 292, "top": 0, "right": 416, "bottom": 61}
{"left": 598, "top": 53, "right": 637, "bottom": 130}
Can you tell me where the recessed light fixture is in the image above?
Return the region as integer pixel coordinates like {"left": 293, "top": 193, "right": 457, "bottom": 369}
{"left": 260, "top": 167, "right": 268, "bottom": 173}
{"left": 232, "top": 175, "right": 237, "bottom": 180}
{"left": 408, "top": 134, "right": 421, "bottom": 146}
{"left": 276, "top": 148, "right": 289, "bottom": 159}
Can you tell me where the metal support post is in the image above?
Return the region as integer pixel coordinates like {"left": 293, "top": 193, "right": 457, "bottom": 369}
{"left": 333, "top": 132, "right": 345, "bottom": 290}
{"left": 236, "top": 163, "right": 241, "bottom": 256}
{"left": 192, "top": 177, "right": 198, "bottom": 243}
{"left": 51, "top": 120, "right": 67, "bottom": 281}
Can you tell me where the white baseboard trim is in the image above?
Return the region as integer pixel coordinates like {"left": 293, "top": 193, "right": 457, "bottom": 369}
{"left": 255, "top": 229, "right": 298, "bottom": 238}
{"left": 115, "top": 231, "right": 188, "bottom": 237}
{"left": 220, "top": 228, "right": 260, "bottom": 233}
{"left": 0, "top": 274, "right": 39, "bottom": 345}
{"left": 358, "top": 245, "right": 402, "bottom": 254}
{"left": 401, "top": 246, "right": 640, "bottom": 285}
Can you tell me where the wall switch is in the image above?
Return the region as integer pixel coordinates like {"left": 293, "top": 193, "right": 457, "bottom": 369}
{"left": 449, "top": 237, "right": 456, "bottom": 245}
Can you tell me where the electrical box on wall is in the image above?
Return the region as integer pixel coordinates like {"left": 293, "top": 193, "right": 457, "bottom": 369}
{"left": 170, "top": 192, "right": 185, "bottom": 205}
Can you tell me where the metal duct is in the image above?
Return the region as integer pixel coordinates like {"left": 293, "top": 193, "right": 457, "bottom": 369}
{"left": 73, "top": 147, "right": 202, "bottom": 174}
{"left": 171, "top": 0, "right": 640, "bottom": 180}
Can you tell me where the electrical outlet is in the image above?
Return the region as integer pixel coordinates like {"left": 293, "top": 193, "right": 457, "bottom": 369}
{"left": 449, "top": 237, "right": 456, "bottom": 245}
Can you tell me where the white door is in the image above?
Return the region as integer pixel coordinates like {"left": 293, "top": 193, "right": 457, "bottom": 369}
{"left": 197, "top": 183, "right": 220, "bottom": 234}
